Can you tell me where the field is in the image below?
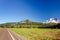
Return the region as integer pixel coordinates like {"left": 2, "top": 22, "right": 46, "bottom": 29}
{"left": 10, "top": 28, "right": 60, "bottom": 40}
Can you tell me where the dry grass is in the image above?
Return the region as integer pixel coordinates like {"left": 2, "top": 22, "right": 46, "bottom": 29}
{"left": 10, "top": 28, "right": 60, "bottom": 40}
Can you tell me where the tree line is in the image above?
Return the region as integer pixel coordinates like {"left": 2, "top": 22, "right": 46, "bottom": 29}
{"left": 0, "top": 22, "right": 59, "bottom": 28}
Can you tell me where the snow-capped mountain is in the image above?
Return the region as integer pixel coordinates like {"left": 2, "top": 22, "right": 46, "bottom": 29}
{"left": 44, "top": 18, "right": 60, "bottom": 23}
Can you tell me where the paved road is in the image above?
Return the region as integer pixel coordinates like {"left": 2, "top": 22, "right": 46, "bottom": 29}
{"left": 0, "top": 28, "right": 22, "bottom": 40}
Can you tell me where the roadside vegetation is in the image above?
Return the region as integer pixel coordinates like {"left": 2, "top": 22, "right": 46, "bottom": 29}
{"left": 10, "top": 28, "right": 60, "bottom": 40}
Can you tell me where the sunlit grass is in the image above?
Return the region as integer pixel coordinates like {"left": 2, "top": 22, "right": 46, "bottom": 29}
{"left": 9, "top": 28, "right": 60, "bottom": 40}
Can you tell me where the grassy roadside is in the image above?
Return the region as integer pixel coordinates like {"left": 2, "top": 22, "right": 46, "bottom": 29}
{"left": 9, "top": 28, "right": 60, "bottom": 40}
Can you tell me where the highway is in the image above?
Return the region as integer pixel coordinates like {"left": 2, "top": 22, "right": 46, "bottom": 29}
{"left": 0, "top": 28, "right": 22, "bottom": 40}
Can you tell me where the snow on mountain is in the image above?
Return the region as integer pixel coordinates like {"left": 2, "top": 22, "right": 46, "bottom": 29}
{"left": 44, "top": 18, "right": 60, "bottom": 23}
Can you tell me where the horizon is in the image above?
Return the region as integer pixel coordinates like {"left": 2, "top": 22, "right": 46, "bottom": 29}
{"left": 0, "top": 0, "right": 60, "bottom": 23}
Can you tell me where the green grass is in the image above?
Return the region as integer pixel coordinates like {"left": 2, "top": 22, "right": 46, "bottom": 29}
{"left": 9, "top": 28, "right": 60, "bottom": 40}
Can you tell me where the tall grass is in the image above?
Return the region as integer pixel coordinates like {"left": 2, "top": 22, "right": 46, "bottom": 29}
{"left": 10, "top": 28, "right": 60, "bottom": 40}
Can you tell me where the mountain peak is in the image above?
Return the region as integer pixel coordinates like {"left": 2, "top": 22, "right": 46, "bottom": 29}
{"left": 20, "top": 19, "right": 32, "bottom": 23}
{"left": 44, "top": 18, "right": 60, "bottom": 23}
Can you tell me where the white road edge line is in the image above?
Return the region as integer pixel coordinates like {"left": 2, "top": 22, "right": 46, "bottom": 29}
{"left": 7, "top": 29, "right": 15, "bottom": 40}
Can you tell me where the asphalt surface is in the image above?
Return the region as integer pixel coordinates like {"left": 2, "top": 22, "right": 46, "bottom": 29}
{"left": 0, "top": 28, "right": 22, "bottom": 40}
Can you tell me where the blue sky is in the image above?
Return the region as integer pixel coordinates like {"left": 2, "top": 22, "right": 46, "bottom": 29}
{"left": 0, "top": 0, "right": 60, "bottom": 23}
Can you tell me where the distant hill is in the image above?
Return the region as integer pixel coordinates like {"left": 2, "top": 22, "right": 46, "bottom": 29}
{"left": 0, "top": 19, "right": 59, "bottom": 28}
{"left": 20, "top": 19, "right": 32, "bottom": 23}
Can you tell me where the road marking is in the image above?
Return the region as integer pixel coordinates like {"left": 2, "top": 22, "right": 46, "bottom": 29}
{"left": 7, "top": 29, "right": 15, "bottom": 40}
